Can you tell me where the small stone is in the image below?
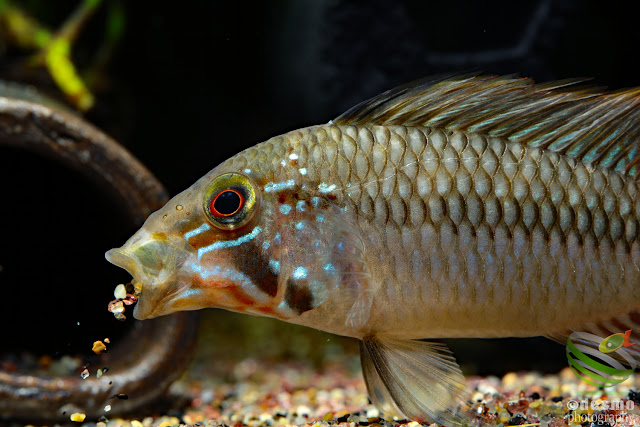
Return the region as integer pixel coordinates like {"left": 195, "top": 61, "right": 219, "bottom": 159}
{"left": 114, "top": 284, "right": 127, "bottom": 299}
{"left": 366, "top": 408, "right": 380, "bottom": 418}
{"left": 503, "top": 372, "right": 518, "bottom": 386}
{"left": 112, "top": 393, "right": 128, "bottom": 400}
{"left": 508, "top": 414, "right": 527, "bottom": 425}
{"left": 259, "top": 413, "right": 273, "bottom": 422}
{"left": 296, "top": 405, "right": 311, "bottom": 416}
{"left": 104, "top": 338, "right": 110, "bottom": 344}
{"left": 96, "top": 369, "right": 103, "bottom": 378}
{"left": 348, "top": 414, "right": 367, "bottom": 424}
{"left": 322, "top": 412, "right": 334, "bottom": 421}
{"left": 507, "top": 399, "right": 530, "bottom": 414}
{"left": 70, "top": 412, "right": 86, "bottom": 422}
{"left": 336, "top": 412, "right": 350, "bottom": 423}
{"left": 104, "top": 405, "right": 111, "bottom": 412}
{"left": 80, "top": 369, "right": 89, "bottom": 379}
{"left": 131, "top": 421, "right": 144, "bottom": 427}
{"left": 92, "top": 340, "right": 107, "bottom": 354}
{"left": 108, "top": 299, "right": 125, "bottom": 314}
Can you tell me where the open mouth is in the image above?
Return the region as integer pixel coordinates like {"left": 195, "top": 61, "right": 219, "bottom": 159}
{"left": 105, "top": 231, "right": 199, "bottom": 319}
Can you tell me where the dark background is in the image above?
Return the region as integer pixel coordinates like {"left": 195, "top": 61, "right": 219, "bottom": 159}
{"left": 1, "top": 0, "right": 639, "bottom": 375}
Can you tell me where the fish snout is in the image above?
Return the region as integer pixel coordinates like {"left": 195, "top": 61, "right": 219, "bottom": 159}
{"left": 105, "top": 230, "right": 194, "bottom": 319}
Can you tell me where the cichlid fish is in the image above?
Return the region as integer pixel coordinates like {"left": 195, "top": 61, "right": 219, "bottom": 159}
{"left": 106, "top": 75, "right": 640, "bottom": 424}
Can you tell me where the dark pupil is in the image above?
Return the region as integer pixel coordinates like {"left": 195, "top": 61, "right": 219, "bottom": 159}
{"left": 214, "top": 190, "right": 241, "bottom": 216}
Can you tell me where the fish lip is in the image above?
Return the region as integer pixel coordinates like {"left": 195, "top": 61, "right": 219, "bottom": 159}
{"left": 105, "top": 238, "right": 198, "bottom": 320}
{"left": 132, "top": 287, "right": 174, "bottom": 319}
{"left": 105, "top": 246, "right": 181, "bottom": 320}
{"left": 105, "top": 247, "right": 146, "bottom": 291}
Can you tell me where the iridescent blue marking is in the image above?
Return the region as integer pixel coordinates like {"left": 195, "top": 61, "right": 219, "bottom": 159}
{"left": 274, "top": 233, "right": 282, "bottom": 244}
{"left": 184, "top": 223, "right": 211, "bottom": 241}
{"left": 299, "top": 168, "right": 307, "bottom": 175}
{"left": 189, "top": 263, "right": 268, "bottom": 303}
{"left": 293, "top": 266, "right": 308, "bottom": 280}
{"left": 262, "top": 241, "right": 270, "bottom": 250}
{"left": 296, "top": 200, "right": 306, "bottom": 212}
{"left": 318, "top": 183, "right": 337, "bottom": 193}
{"left": 269, "top": 259, "right": 280, "bottom": 274}
{"left": 295, "top": 221, "right": 305, "bottom": 230}
{"left": 265, "top": 180, "right": 295, "bottom": 192}
{"left": 289, "top": 153, "right": 299, "bottom": 160}
{"left": 197, "top": 226, "right": 262, "bottom": 259}
{"left": 280, "top": 204, "right": 292, "bottom": 215}
{"left": 324, "top": 263, "right": 336, "bottom": 273}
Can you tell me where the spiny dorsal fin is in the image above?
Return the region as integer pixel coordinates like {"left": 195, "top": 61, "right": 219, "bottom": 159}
{"left": 333, "top": 74, "right": 640, "bottom": 179}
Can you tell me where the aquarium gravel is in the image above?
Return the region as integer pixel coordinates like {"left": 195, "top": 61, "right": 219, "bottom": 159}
{"left": 82, "top": 356, "right": 640, "bottom": 427}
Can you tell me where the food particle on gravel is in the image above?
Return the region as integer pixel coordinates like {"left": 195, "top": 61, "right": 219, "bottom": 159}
{"left": 92, "top": 340, "right": 107, "bottom": 354}
{"left": 70, "top": 412, "right": 86, "bottom": 422}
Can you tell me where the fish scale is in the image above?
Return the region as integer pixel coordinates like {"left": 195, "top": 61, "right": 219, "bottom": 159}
{"left": 212, "top": 123, "right": 640, "bottom": 339}
{"left": 106, "top": 75, "right": 640, "bottom": 423}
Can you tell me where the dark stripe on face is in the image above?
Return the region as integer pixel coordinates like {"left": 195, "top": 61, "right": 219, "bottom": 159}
{"left": 284, "top": 278, "right": 314, "bottom": 315}
{"left": 233, "top": 241, "right": 279, "bottom": 298}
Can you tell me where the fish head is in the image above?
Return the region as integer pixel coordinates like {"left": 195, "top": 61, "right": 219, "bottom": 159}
{"left": 105, "top": 166, "right": 275, "bottom": 320}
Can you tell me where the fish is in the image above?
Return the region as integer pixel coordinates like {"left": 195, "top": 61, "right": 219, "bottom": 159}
{"left": 106, "top": 74, "right": 640, "bottom": 424}
{"left": 599, "top": 329, "right": 636, "bottom": 353}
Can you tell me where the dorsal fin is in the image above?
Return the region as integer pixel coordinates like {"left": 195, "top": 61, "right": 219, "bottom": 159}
{"left": 333, "top": 74, "right": 640, "bottom": 179}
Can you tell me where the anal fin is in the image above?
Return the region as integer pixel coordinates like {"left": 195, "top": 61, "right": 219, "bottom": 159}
{"left": 360, "top": 335, "right": 469, "bottom": 425}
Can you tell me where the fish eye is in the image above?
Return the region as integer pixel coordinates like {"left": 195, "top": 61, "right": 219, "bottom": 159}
{"left": 211, "top": 189, "right": 243, "bottom": 217}
{"left": 203, "top": 173, "right": 257, "bottom": 229}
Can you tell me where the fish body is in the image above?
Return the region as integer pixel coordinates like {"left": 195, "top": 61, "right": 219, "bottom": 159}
{"left": 106, "top": 75, "right": 640, "bottom": 423}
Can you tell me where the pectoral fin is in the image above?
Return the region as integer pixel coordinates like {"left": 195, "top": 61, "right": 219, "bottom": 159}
{"left": 360, "top": 335, "right": 469, "bottom": 425}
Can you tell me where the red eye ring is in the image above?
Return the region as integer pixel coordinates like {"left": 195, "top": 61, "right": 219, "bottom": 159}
{"left": 209, "top": 188, "right": 244, "bottom": 218}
